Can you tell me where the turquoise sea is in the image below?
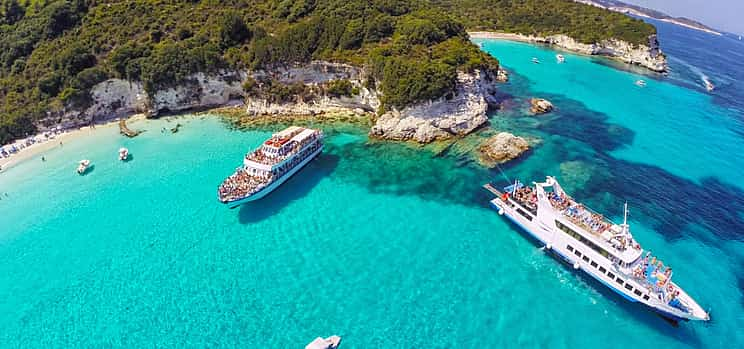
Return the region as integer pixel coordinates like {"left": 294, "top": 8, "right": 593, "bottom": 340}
{"left": 2, "top": 20, "right": 743, "bottom": 347}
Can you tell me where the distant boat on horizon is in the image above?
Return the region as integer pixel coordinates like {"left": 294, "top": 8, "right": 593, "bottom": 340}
{"left": 532, "top": 57, "right": 540, "bottom": 64}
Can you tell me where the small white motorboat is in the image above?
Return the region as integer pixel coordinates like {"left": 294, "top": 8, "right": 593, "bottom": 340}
{"left": 77, "top": 160, "right": 91, "bottom": 175}
{"left": 635, "top": 79, "right": 647, "bottom": 87}
{"left": 703, "top": 77, "right": 715, "bottom": 92}
{"left": 531, "top": 57, "right": 540, "bottom": 64}
{"left": 306, "top": 335, "right": 341, "bottom": 349}
{"left": 556, "top": 54, "right": 565, "bottom": 63}
{"left": 119, "top": 147, "right": 129, "bottom": 161}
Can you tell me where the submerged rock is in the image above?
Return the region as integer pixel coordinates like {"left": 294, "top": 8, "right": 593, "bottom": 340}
{"left": 530, "top": 98, "right": 554, "bottom": 114}
{"left": 478, "top": 132, "right": 530, "bottom": 165}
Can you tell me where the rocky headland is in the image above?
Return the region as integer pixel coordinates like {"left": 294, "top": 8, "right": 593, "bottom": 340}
{"left": 469, "top": 31, "right": 667, "bottom": 73}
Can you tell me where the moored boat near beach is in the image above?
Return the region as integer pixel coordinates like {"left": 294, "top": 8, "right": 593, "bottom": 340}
{"left": 217, "top": 126, "right": 323, "bottom": 208}
{"left": 77, "top": 160, "right": 91, "bottom": 175}
{"left": 119, "top": 148, "right": 129, "bottom": 161}
{"left": 484, "top": 176, "right": 710, "bottom": 322}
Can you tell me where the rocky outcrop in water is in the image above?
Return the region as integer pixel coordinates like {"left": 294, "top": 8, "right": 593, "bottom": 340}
{"left": 478, "top": 132, "right": 530, "bottom": 165}
{"left": 530, "top": 98, "right": 554, "bottom": 114}
{"left": 369, "top": 70, "right": 499, "bottom": 143}
{"left": 469, "top": 32, "right": 667, "bottom": 73}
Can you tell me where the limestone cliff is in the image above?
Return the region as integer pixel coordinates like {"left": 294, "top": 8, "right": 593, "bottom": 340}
{"left": 369, "top": 70, "right": 500, "bottom": 143}
{"left": 36, "top": 62, "right": 505, "bottom": 145}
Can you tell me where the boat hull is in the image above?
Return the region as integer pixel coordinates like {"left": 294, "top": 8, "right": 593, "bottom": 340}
{"left": 224, "top": 145, "right": 323, "bottom": 208}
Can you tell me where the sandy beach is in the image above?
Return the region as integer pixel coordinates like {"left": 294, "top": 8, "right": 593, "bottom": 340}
{"left": 0, "top": 115, "right": 145, "bottom": 172}
{"left": 468, "top": 31, "right": 539, "bottom": 42}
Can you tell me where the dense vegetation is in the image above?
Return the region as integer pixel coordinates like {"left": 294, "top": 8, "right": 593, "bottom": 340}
{"left": 0, "top": 0, "right": 656, "bottom": 144}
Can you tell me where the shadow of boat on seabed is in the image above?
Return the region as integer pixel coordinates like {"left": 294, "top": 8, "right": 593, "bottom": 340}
{"left": 237, "top": 153, "right": 339, "bottom": 224}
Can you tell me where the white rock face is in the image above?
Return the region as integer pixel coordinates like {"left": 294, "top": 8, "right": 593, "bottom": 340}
{"left": 150, "top": 71, "right": 245, "bottom": 113}
{"left": 478, "top": 132, "right": 530, "bottom": 165}
{"left": 369, "top": 70, "right": 498, "bottom": 143}
{"left": 244, "top": 62, "right": 380, "bottom": 116}
{"left": 35, "top": 62, "right": 501, "bottom": 143}
{"left": 36, "top": 71, "right": 247, "bottom": 131}
{"left": 544, "top": 34, "right": 667, "bottom": 73}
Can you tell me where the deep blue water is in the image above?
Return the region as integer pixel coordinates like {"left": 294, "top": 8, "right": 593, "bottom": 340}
{"left": 1, "top": 18, "right": 743, "bottom": 348}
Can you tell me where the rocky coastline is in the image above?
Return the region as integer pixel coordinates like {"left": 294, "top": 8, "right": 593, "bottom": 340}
{"left": 469, "top": 31, "right": 667, "bottom": 73}
{"left": 36, "top": 61, "right": 508, "bottom": 145}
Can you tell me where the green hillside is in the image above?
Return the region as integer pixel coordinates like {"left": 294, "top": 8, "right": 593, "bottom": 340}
{"left": 0, "top": 0, "right": 656, "bottom": 144}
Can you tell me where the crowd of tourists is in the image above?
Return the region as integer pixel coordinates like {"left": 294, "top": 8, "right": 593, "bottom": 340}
{"left": 1, "top": 130, "right": 63, "bottom": 159}
{"left": 511, "top": 186, "right": 538, "bottom": 213}
{"left": 217, "top": 169, "right": 271, "bottom": 202}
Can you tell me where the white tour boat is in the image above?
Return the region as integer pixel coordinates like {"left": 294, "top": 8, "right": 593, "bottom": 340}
{"left": 556, "top": 54, "right": 565, "bottom": 63}
{"left": 77, "top": 160, "right": 90, "bottom": 175}
{"left": 532, "top": 57, "right": 541, "bottom": 64}
{"left": 485, "top": 176, "right": 710, "bottom": 322}
{"left": 218, "top": 126, "right": 323, "bottom": 208}
{"left": 305, "top": 335, "right": 341, "bottom": 349}
{"left": 119, "top": 147, "right": 129, "bottom": 161}
{"left": 635, "top": 79, "right": 647, "bottom": 87}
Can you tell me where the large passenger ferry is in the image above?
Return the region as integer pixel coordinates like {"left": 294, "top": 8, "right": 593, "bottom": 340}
{"left": 485, "top": 176, "right": 710, "bottom": 322}
{"left": 218, "top": 126, "right": 323, "bottom": 207}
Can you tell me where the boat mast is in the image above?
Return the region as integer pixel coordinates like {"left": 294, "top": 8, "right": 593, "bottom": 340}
{"left": 621, "top": 202, "right": 629, "bottom": 235}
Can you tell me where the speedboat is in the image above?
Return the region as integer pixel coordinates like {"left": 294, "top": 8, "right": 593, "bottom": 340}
{"left": 306, "top": 336, "right": 341, "bottom": 349}
{"left": 635, "top": 79, "right": 647, "bottom": 87}
{"left": 119, "top": 148, "right": 129, "bottom": 161}
{"left": 703, "top": 77, "right": 715, "bottom": 92}
{"left": 484, "top": 177, "right": 710, "bottom": 322}
{"left": 77, "top": 160, "right": 91, "bottom": 175}
{"left": 532, "top": 57, "right": 540, "bottom": 64}
{"left": 556, "top": 54, "right": 565, "bottom": 63}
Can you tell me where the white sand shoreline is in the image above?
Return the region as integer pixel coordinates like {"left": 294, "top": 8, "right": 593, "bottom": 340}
{"left": 0, "top": 115, "right": 146, "bottom": 172}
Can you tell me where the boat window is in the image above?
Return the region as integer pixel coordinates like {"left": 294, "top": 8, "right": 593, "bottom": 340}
{"left": 607, "top": 272, "right": 615, "bottom": 279}
{"left": 567, "top": 245, "right": 574, "bottom": 252}
{"left": 643, "top": 295, "right": 650, "bottom": 301}
{"left": 590, "top": 261, "right": 598, "bottom": 268}
{"left": 634, "top": 290, "right": 642, "bottom": 296}
{"left": 574, "top": 250, "right": 582, "bottom": 257}
{"left": 599, "top": 266, "right": 606, "bottom": 273}
{"left": 615, "top": 278, "right": 624, "bottom": 286}
{"left": 582, "top": 256, "right": 589, "bottom": 262}
{"left": 624, "top": 284, "right": 633, "bottom": 291}
{"left": 516, "top": 208, "right": 533, "bottom": 221}
{"left": 555, "top": 220, "right": 614, "bottom": 259}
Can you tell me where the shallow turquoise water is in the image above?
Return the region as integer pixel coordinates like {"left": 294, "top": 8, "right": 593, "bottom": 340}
{"left": 2, "top": 34, "right": 744, "bottom": 348}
